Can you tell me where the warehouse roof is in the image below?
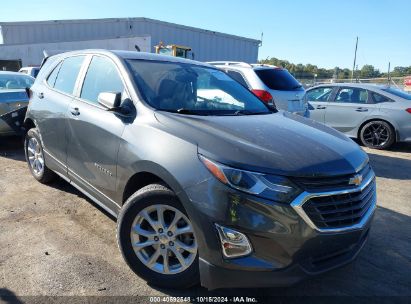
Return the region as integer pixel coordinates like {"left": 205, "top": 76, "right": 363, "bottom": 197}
{"left": 0, "top": 17, "right": 261, "bottom": 44}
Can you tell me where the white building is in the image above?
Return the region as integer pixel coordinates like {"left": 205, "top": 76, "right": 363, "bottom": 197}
{"left": 0, "top": 17, "right": 260, "bottom": 70}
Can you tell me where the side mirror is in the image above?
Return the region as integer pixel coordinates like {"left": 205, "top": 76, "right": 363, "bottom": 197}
{"left": 98, "top": 92, "right": 122, "bottom": 110}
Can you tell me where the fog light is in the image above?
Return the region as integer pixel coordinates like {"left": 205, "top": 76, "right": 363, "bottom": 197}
{"left": 215, "top": 224, "right": 252, "bottom": 258}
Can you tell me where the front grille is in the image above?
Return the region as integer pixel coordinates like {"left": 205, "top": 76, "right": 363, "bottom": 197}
{"left": 292, "top": 164, "right": 372, "bottom": 192}
{"left": 302, "top": 178, "right": 376, "bottom": 229}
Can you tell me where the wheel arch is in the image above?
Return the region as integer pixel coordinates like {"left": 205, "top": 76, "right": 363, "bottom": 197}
{"left": 120, "top": 161, "right": 189, "bottom": 209}
{"left": 23, "top": 117, "right": 36, "bottom": 132}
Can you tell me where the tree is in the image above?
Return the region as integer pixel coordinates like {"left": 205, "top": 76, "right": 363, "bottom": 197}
{"left": 360, "top": 65, "right": 380, "bottom": 78}
{"left": 259, "top": 57, "right": 411, "bottom": 79}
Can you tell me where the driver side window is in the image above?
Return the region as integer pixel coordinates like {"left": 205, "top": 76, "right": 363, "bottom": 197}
{"left": 307, "top": 87, "right": 333, "bottom": 102}
{"left": 80, "top": 56, "right": 124, "bottom": 104}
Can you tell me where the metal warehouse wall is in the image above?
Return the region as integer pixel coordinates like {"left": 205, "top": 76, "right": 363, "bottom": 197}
{"left": 0, "top": 36, "right": 151, "bottom": 68}
{"left": 0, "top": 18, "right": 260, "bottom": 62}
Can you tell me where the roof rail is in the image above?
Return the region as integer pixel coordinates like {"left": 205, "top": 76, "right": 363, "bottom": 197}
{"left": 251, "top": 63, "right": 280, "bottom": 68}
{"left": 206, "top": 61, "right": 252, "bottom": 68}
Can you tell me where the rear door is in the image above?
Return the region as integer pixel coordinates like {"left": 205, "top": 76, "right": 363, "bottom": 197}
{"left": 306, "top": 86, "right": 335, "bottom": 123}
{"left": 324, "top": 86, "right": 378, "bottom": 133}
{"left": 66, "top": 55, "right": 128, "bottom": 209}
{"left": 31, "top": 55, "right": 86, "bottom": 176}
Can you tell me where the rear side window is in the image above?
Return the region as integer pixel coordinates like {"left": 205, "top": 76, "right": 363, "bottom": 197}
{"left": 255, "top": 68, "right": 302, "bottom": 91}
{"left": 80, "top": 56, "right": 124, "bottom": 104}
{"left": 226, "top": 70, "right": 248, "bottom": 87}
{"left": 307, "top": 87, "right": 333, "bottom": 101}
{"left": 335, "top": 87, "right": 368, "bottom": 104}
{"left": 54, "top": 56, "right": 85, "bottom": 95}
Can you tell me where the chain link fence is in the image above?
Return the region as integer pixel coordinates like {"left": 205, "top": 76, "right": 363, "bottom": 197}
{"left": 298, "top": 77, "right": 408, "bottom": 91}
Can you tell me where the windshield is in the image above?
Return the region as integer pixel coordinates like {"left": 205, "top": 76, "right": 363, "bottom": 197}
{"left": 126, "top": 60, "right": 272, "bottom": 115}
{"left": 382, "top": 87, "right": 411, "bottom": 100}
{"left": 0, "top": 74, "right": 34, "bottom": 90}
{"left": 255, "top": 68, "right": 302, "bottom": 91}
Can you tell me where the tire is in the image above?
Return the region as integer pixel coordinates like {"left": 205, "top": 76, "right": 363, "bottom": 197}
{"left": 359, "top": 120, "right": 395, "bottom": 150}
{"left": 117, "top": 184, "right": 199, "bottom": 289}
{"left": 24, "top": 128, "right": 57, "bottom": 183}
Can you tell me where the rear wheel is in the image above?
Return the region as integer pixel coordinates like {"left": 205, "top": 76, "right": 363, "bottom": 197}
{"left": 24, "top": 128, "right": 57, "bottom": 183}
{"left": 117, "top": 184, "right": 199, "bottom": 289}
{"left": 359, "top": 120, "right": 395, "bottom": 150}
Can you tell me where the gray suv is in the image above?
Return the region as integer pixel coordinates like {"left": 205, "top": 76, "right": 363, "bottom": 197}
{"left": 24, "top": 50, "right": 376, "bottom": 290}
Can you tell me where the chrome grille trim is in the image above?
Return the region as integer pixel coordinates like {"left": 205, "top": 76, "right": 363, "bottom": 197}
{"left": 291, "top": 171, "right": 376, "bottom": 233}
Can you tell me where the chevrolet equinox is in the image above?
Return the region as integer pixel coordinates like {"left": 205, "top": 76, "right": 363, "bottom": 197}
{"left": 24, "top": 50, "right": 376, "bottom": 290}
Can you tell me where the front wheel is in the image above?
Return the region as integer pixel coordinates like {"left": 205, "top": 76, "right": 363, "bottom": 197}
{"left": 117, "top": 184, "right": 199, "bottom": 289}
{"left": 359, "top": 121, "right": 395, "bottom": 150}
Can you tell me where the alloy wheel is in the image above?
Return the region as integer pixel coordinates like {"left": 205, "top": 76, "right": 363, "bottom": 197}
{"left": 27, "top": 137, "right": 45, "bottom": 175}
{"left": 130, "top": 204, "right": 197, "bottom": 275}
{"left": 362, "top": 122, "right": 390, "bottom": 148}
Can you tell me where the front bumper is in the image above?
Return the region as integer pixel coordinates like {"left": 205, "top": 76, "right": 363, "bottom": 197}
{"left": 200, "top": 225, "right": 370, "bottom": 289}
{"left": 182, "top": 172, "right": 376, "bottom": 290}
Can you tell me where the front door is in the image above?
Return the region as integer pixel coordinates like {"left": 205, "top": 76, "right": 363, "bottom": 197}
{"left": 66, "top": 55, "right": 128, "bottom": 209}
{"left": 306, "top": 86, "right": 335, "bottom": 123}
{"left": 324, "top": 87, "right": 378, "bottom": 133}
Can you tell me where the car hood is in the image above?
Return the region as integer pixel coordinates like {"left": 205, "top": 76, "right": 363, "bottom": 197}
{"left": 154, "top": 110, "right": 368, "bottom": 177}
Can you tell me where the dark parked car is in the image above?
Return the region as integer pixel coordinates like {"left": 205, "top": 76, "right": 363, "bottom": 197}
{"left": 0, "top": 71, "right": 34, "bottom": 136}
{"left": 307, "top": 83, "right": 411, "bottom": 149}
{"left": 24, "top": 50, "right": 376, "bottom": 289}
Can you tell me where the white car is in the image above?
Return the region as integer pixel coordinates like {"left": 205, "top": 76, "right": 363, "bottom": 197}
{"left": 208, "top": 62, "right": 309, "bottom": 117}
{"left": 19, "top": 66, "right": 40, "bottom": 78}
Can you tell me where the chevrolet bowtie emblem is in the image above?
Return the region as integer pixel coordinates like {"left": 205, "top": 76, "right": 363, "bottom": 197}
{"left": 349, "top": 174, "right": 363, "bottom": 186}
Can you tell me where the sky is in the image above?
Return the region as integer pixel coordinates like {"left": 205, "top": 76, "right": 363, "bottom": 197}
{"left": 1, "top": 0, "right": 410, "bottom": 71}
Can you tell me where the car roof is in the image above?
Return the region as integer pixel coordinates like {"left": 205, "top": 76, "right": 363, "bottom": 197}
{"left": 308, "top": 82, "right": 391, "bottom": 90}
{"left": 209, "top": 62, "right": 283, "bottom": 71}
{"left": 50, "top": 49, "right": 213, "bottom": 68}
{"left": 0, "top": 71, "right": 24, "bottom": 75}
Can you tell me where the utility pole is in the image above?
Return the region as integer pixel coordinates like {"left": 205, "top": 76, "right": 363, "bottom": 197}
{"left": 351, "top": 36, "right": 358, "bottom": 82}
{"left": 387, "top": 62, "right": 391, "bottom": 86}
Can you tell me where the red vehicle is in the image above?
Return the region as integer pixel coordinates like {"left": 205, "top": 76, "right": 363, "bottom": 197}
{"left": 405, "top": 76, "right": 411, "bottom": 91}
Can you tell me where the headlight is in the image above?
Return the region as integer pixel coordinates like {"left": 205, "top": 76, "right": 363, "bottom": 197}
{"left": 199, "top": 155, "right": 301, "bottom": 203}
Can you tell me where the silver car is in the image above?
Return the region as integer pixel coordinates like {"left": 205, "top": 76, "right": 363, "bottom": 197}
{"left": 208, "top": 62, "right": 309, "bottom": 117}
{"left": 307, "top": 83, "right": 411, "bottom": 149}
{"left": 0, "top": 71, "right": 34, "bottom": 136}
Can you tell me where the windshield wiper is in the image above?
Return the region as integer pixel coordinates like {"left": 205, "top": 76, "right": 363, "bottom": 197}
{"left": 176, "top": 108, "right": 207, "bottom": 115}
{"left": 223, "top": 110, "right": 271, "bottom": 116}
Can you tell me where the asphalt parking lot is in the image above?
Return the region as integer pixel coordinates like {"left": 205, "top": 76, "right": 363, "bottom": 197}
{"left": 0, "top": 136, "right": 410, "bottom": 302}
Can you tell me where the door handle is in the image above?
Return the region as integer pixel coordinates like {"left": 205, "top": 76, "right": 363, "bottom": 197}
{"left": 316, "top": 105, "right": 327, "bottom": 110}
{"left": 70, "top": 107, "right": 80, "bottom": 116}
{"left": 355, "top": 107, "right": 369, "bottom": 112}
{"left": 37, "top": 92, "right": 44, "bottom": 99}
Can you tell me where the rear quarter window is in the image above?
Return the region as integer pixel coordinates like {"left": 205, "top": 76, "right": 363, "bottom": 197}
{"left": 225, "top": 70, "right": 248, "bottom": 88}
{"left": 47, "top": 62, "right": 62, "bottom": 87}
{"left": 371, "top": 92, "right": 392, "bottom": 103}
